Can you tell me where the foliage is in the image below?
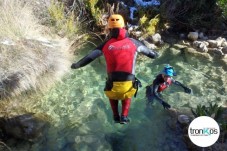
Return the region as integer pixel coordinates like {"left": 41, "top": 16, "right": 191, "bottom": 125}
{"left": 86, "top": 0, "right": 104, "bottom": 26}
{"left": 147, "top": 14, "right": 160, "bottom": 35}
{"left": 48, "top": 0, "right": 81, "bottom": 38}
{"left": 139, "top": 14, "right": 160, "bottom": 36}
{"left": 191, "top": 103, "right": 223, "bottom": 120}
{"left": 48, "top": 0, "right": 64, "bottom": 21}
{"left": 139, "top": 15, "right": 148, "bottom": 27}
{"left": 217, "top": 0, "right": 227, "bottom": 18}
{"left": 191, "top": 103, "right": 227, "bottom": 146}
{"left": 159, "top": 0, "right": 222, "bottom": 30}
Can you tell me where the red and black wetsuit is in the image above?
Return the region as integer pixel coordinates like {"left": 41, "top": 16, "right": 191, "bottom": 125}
{"left": 146, "top": 73, "right": 190, "bottom": 107}
{"left": 71, "top": 28, "right": 158, "bottom": 119}
{"left": 151, "top": 74, "right": 173, "bottom": 104}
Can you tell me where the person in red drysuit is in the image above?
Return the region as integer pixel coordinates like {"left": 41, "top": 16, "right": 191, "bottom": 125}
{"left": 71, "top": 14, "right": 159, "bottom": 124}
{"left": 146, "top": 64, "right": 192, "bottom": 109}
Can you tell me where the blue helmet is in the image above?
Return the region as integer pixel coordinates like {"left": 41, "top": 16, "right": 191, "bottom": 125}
{"left": 162, "top": 64, "right": 176, "bottom": 76}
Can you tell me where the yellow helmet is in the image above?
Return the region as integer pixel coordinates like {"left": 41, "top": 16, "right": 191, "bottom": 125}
{"left": 108, "top": 14, "right": 125, "bottom": 29}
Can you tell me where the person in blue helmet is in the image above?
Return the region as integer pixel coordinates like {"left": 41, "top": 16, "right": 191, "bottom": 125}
{"left": 146, "top": 64, "right": 192, "bottom": 109}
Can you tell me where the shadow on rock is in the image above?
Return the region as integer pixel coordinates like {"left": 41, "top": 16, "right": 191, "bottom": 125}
{"left": 0, "top": 113, "right": 49, "bottom": 142}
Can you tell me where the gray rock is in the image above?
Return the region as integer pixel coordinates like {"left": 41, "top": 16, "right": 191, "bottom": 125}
{"left": 222, "top": 41, "right": 227, "bottom": 47}
{"left": 187, "top": 32, "right": 198, "bottom": 41}
{"left": 207, "top": 40, "right": 219, "bottom": 48}
{"left": 151, "top": 33, "right": 161, "bottom": 44}
{"left": 208, "top": 48, "right": 224, "bottom": 56}
{"left": 173, "top": 43, "right": 187, "bottom": 49}
{"left": 193, "top": 41, "right": 208, "bottom": 52}
{"left": 178, "top": 115, "right": 190, "bottom": 124}
{"left": 222, "top": 47, "right": 227, "bottom": 54}
{"left": 216, "top": 37, "right": 225, "bottom": 47}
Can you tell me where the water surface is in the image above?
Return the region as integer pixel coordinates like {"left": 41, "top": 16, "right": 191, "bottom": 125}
{"left": 11, "top": 44, "right": 227, "bottom": 151}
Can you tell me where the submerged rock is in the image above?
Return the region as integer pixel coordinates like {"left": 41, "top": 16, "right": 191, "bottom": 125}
{"left": 177, "top": 115, "right": 190, "bottom": 124}
{"left": 0, "top": 113, "right": 48, "bottom": 142}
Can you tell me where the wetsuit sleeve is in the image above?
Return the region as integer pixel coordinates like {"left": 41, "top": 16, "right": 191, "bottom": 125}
{"left": 152, "top": 82, "right": 164, "bottom": 104}
{"left": 173, "top": 80, "right": 192, "bottom": 94}
{"left": 71, "top": 49, "right": 103, "bottom": 69}
{"left": 130, "top": 38, "right": 159, "bottom": 59}
{"left": 153, "top": 81, "right": 171, "bottom": 109}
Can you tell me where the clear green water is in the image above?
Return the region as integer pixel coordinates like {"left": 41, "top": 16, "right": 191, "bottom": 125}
{"left": 12, "top": 44, "right": 227, "bottom": 151}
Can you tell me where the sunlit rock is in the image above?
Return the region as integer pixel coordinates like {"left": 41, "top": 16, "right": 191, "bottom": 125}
{"left": 207, "top": 40, "right": 220, "bottom": 48}
{"left": 216, "top": 37, "right": 226, "bottom": 47}
{"left": 151, "top": 33, "right": 162, "bottom": 44}
{"left": 170, "top": 47, "right": 181, "bottom": 55}
{"left": 178, "top": 40, "right": 190, "bottom": 47}
{"left": 173, "top": 43, "right": 187, "bottom": 49}
{"left": 193, "top": 41, "right": 208, "bottom": 53}
{"left": 222, "top": 41, "right": 227, "bottom": 47}
{"left": 186, "top": 47, "right": 211, "bottom": 59}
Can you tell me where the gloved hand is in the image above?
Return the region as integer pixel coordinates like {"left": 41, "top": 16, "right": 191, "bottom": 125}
{"left": 71, "top": 63, "right": 80, "bottom": 69}
{"left": 184, "top": 87, "right": 192, "bottom": 94}
{"left": 162, "top": 101, "right": 171, "bottom": 109}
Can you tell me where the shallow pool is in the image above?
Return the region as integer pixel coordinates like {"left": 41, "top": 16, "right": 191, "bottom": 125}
{"left": 10, "top": 44, "right": 227, "bottom": 151}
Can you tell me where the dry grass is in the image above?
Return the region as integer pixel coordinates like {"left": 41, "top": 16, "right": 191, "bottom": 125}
{"left": 0, "top": 0, "right": 72, "bottom": 101}
{"left": 0, "top": 0, "right": 43, "bottom": 40}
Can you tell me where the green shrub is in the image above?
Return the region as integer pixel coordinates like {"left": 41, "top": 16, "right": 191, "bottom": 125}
{"left": 139, "top": 14, "right": 160, "bottom": 36}
{"left": 217, "top": 0, "right": 227, "bottom": 18}
{"left": 191, "top": 103, "right": 223, "bottom": 120}
{"left": 139, "top": 15, "right": 148, "bottom": 26}
{"left": 85, "top": 0, "right": 104, "bottom": 27}
{"left": 48, "top": 0, "right": 80, "bottom": 38}
{"left": 147, "top": 14, "right": 160, "bottom": 35}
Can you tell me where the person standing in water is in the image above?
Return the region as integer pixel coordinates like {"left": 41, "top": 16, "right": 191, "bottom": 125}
{"left": 146, "top": 64, "right": 192, "bottom": 109}
{"left": 71, "top": 14, "right": 159, "bottom": 124}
